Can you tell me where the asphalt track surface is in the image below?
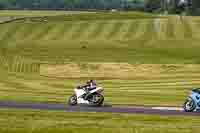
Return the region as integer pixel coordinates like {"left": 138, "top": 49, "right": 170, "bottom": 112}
{"left": 0, "top": 101, "right": 200, "bottom": 116}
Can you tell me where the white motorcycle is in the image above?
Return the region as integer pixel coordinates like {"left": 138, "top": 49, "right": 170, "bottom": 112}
{"left": 68, "top": 86, "right": 104, "bottom": 106}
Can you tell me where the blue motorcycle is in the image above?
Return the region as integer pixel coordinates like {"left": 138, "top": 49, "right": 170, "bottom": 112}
{"left": 183, "top": 88, "right": 200, "bottom": 112}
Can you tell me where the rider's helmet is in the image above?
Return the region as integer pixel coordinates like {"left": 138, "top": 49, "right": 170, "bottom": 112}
{"left": 76, "top": 85, "right": 82, "bottom": 89}
{"left": 91, "top": 80, "right": 97, "bottom": 86}
{"left": 86, "top": 80, "right": 91, "bottom": 85}
{"left": 86, "top": 80, "right": 96, "bottom": 86}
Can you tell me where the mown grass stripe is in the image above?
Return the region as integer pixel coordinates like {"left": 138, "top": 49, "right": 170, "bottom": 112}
{"left": 0, "top": 92, "right": 65, "bottom": 101}
{"left": 113, "top": 21, "right": 130, "bottom": 40}
{"left": 124, "top": 20, "right": 139, "bottom": 39}
{"left": 141, "top": 20, "right": 156, "bottom": 40}
{"left": 189, "top": 22, "right": 199, "bottom": 39}
{"left": 10, "top": 22, "right": 34, "bottom": 41}
{"left": 0, "top": 22, "right": 20, "bottom": 42}
{"left": 89, "top": 21, "right": 108, "bottom": 39}
{"left": 182, "top": 19, "right": 193, "bottom": 38}
{"left": 106, "top": 21, "right": 124, "bottom": 39}
{"left": 104, "top": 82, "right": 200, "bottom": 88}
{"left": 19, "top": 22, "right": 41, "bottom": 41}
{"left": 79, "top": 21, "right": 96, "bottom": 40}
{"left": 166, "top": 18, "right": 175, "bottom": 39}
{"left": 51, "top": 22, "right": 72, "bottom": 40}
{"left": 172, "top": 16, "right": 184, "bottom": 39}
{"left": 41, "top": 22, "right": 63, "bottom": 40}
{"left": 133, "top": 21, "right": 147, "bottom": 39}
{"left": 25, "top": 22, "right": 48, "bottom": 40}
{"left": 0, "top": 24, "right": 10, "bottom": 39}
{"left": 71, "top": 21, "right": 90, "bottom": 40}
{"left": 97, "top": 20, "right": 115, "bottom": 39}
{"left": 158, "top": 19, "right": 168, "bottom": 40}
{"left": 2, "top": 79, "right": 199, "bottom": 92}
{"left": 62, "top": 21, "right": 80, "bottom": 40}
{"left": 33, "top": 22, "right": 56, "bottom": 40}
{"left": 101, "top": 79, "right": 200, "bottom": 85}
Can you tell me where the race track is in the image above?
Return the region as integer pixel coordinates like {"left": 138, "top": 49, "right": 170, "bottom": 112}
{"left": 0, "top": 101, "right": 199, "bottom": 116}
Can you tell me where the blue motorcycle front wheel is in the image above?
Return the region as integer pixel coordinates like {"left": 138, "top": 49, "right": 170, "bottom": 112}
{"left": 183, "top": 99, "right": 196, "bottom": 112}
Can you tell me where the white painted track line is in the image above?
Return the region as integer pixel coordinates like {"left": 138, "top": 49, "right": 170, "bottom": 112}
{"left": 152, "top": 107, "right": 183, "bottom": 111}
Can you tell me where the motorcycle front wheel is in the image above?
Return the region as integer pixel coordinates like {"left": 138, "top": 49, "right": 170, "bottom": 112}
{"left": 183, "top": 98, "right": 196, "bottom": 112}
{"left": 68, "top": 94, "right": 77, "bottom": 106}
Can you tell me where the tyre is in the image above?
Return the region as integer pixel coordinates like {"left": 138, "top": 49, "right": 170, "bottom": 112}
{"left": 183, "top": 98, "right": 196, "bottom": 112}
{"left": 68, "top": 94, "right": 77, "bottom": 106}
{"left": 89, "top": 93, "right": 104, "bottom": 106}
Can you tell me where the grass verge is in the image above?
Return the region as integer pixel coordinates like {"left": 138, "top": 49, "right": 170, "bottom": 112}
{"left": 0, "top": 108, "right": 199, "bottom": 133}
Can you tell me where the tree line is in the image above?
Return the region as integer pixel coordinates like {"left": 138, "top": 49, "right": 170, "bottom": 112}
{"left": 145, "top": 0, "right": 200, "bottom": 15}
{"left": 0, "top": 0, "right": 200, "bottom": 15}
{"left": 0, "top": 0, "right": 145, "bottom": 10}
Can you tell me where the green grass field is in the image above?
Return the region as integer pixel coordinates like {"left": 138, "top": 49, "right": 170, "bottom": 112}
{"left": 0, "top": 108, "right": 200, "bottom": 133}
{"left": 0, "top": 14, "right": 200, "bottom": 64}
{"left": 1, "top": 10, "right": 200, "bottom": 133}
{"left": 0, "top": 11, "right": 200, "bottom": 106}
{"left": 1, "top": 65, "right": 200, "bottom": 106}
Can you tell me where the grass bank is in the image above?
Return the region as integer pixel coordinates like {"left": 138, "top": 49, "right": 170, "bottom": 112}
{"left": 0, "top": 12, "right": 200, "bottom": 106}
{"left": 0, "top": 68, "right": 198, "bottom": 106}
{"left": 0, "top": 108, "right": 199, "bottom": 133}
{"left": 0, "top": 15, "right": 200, "bottom": 64}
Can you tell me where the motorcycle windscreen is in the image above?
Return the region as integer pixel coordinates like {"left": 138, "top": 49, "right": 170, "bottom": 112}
{"left": 74, "top": 89, "right": 86, "bottom": 98}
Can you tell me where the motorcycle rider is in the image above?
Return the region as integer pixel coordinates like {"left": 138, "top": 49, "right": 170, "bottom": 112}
{"left": 86, "top": 80, "right": 97, "bottom": 91}
{"left": 83, "top": 80, "right": 97, "bottom": 100}
{"left": 76, "top": 80, "right": 96, "bottom": 90}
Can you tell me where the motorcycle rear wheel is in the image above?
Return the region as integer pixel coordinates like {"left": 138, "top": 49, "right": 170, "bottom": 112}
{"left": 89, "top": 93, "right": 104, "bottom": 106}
